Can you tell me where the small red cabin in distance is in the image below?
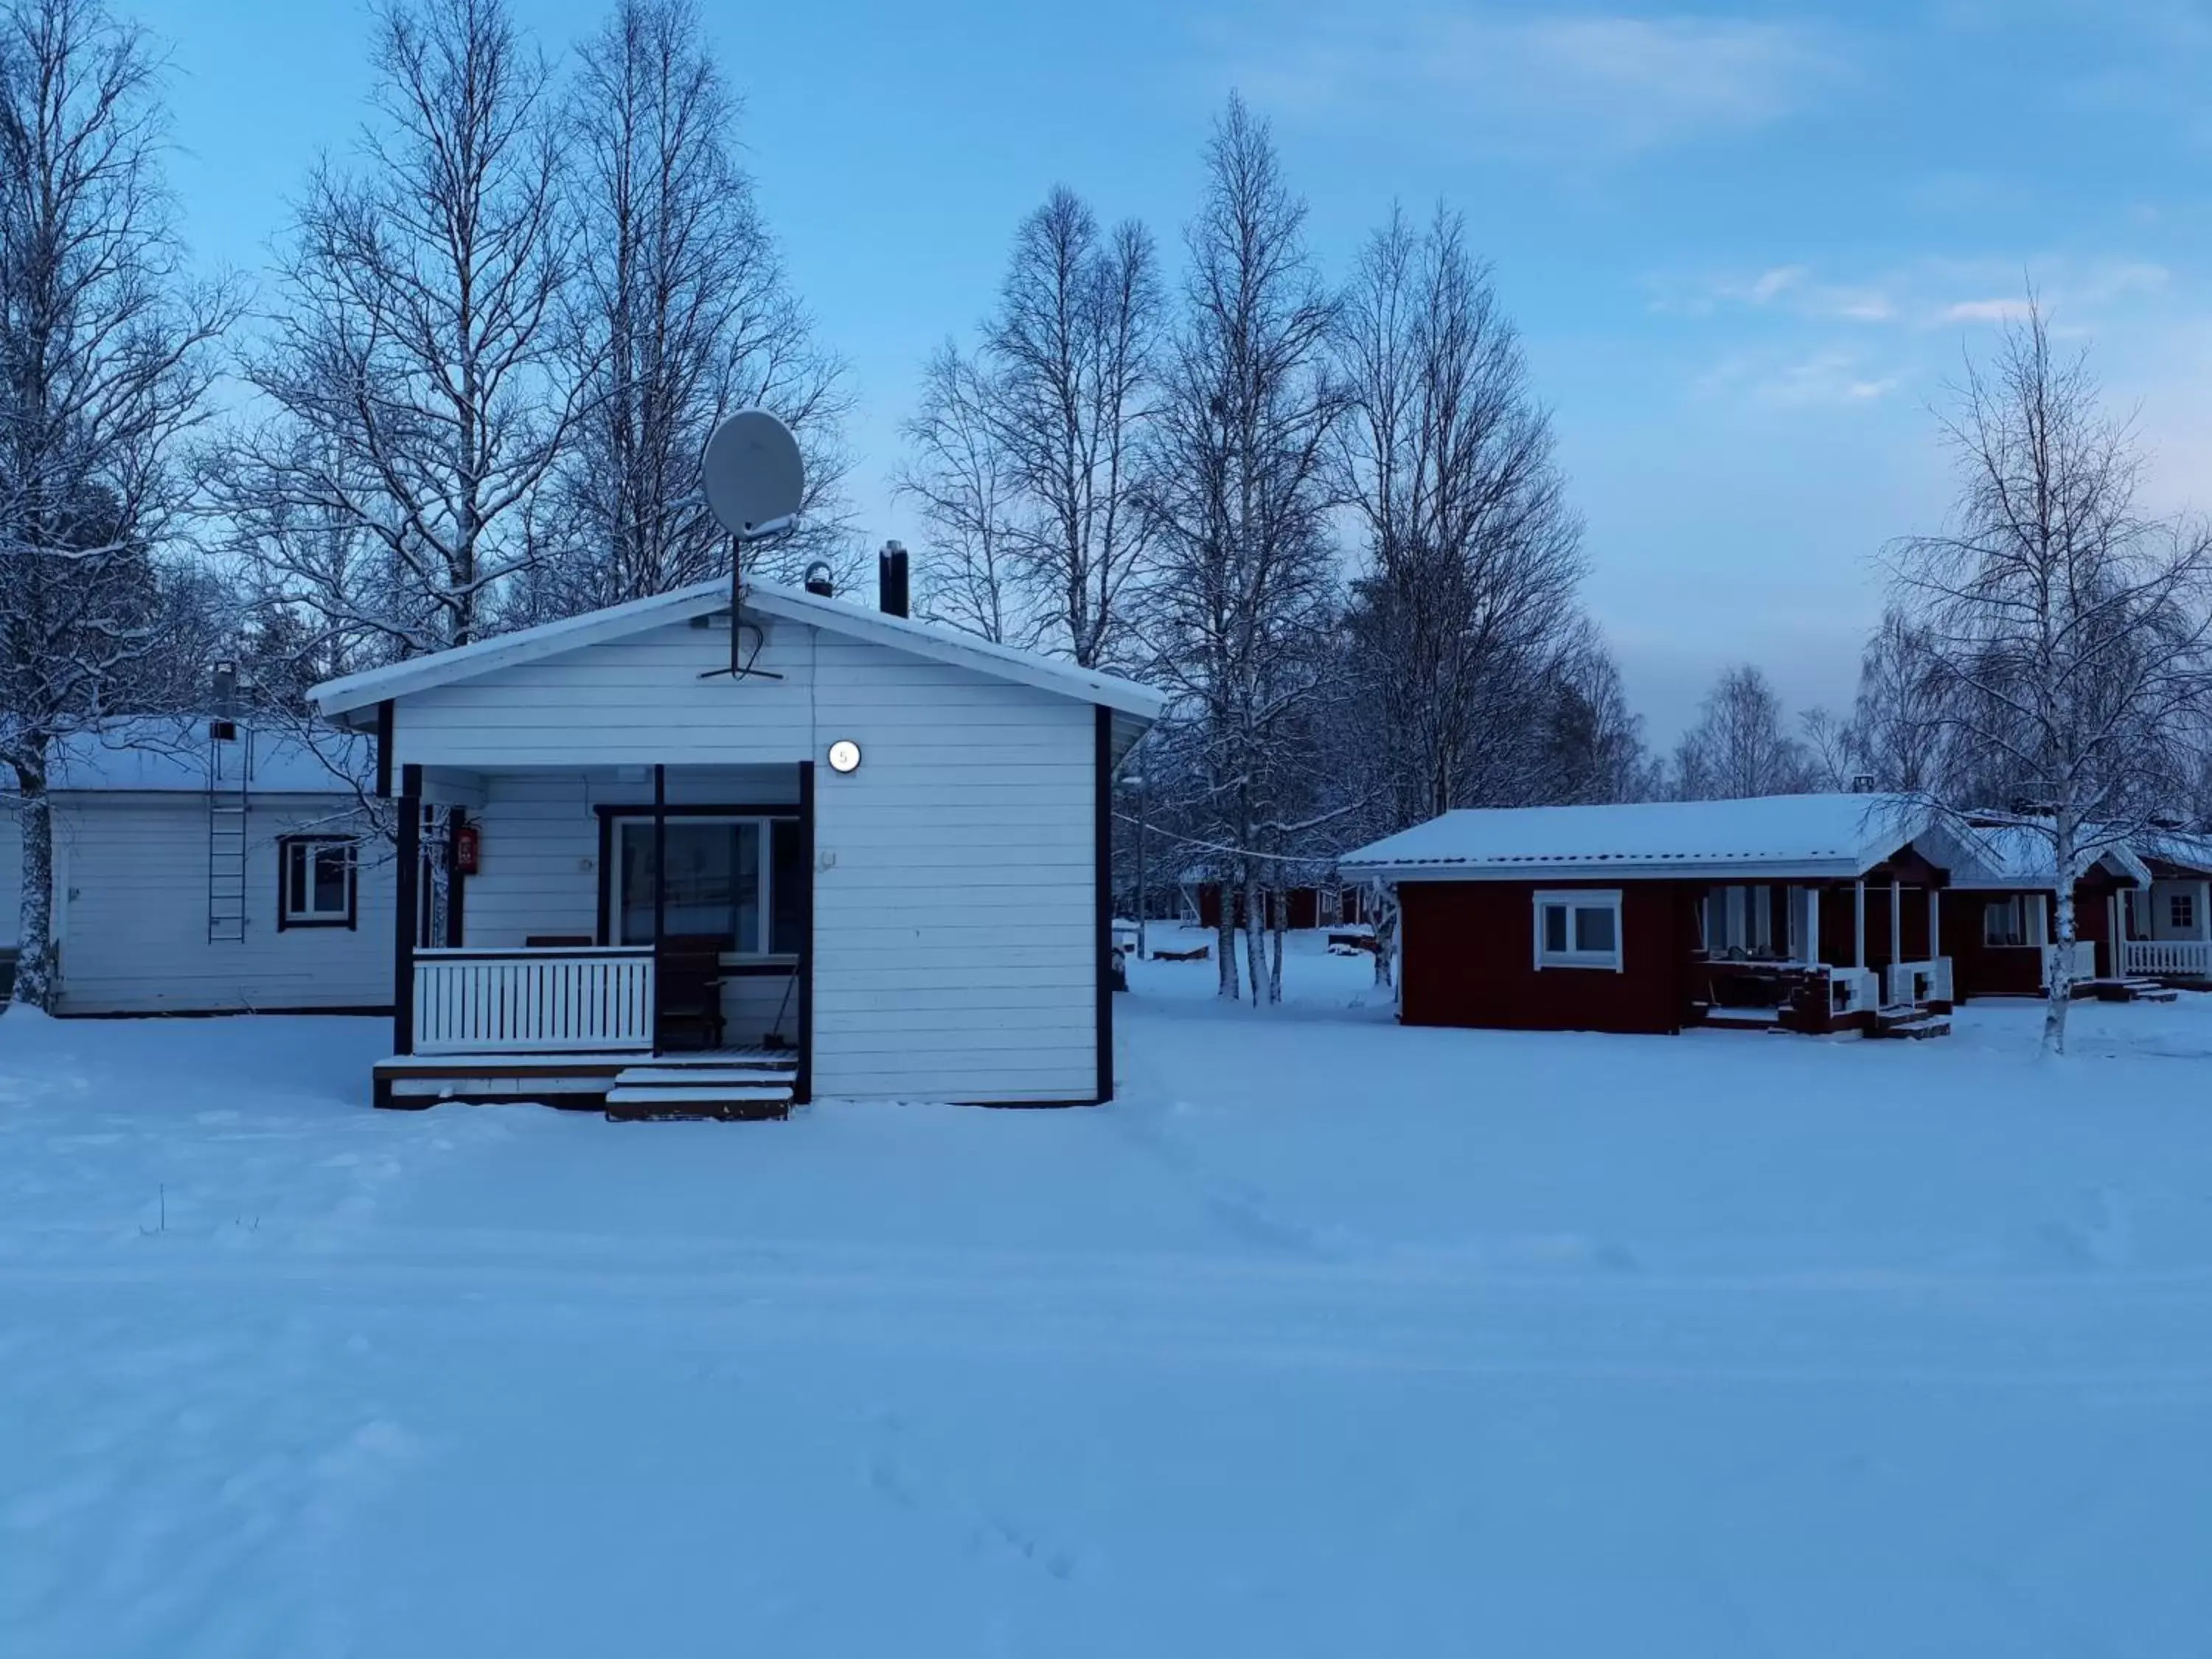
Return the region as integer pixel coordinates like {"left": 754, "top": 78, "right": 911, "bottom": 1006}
{"left": 1340, "top": 794, "right": 1986, "bottom": 1039}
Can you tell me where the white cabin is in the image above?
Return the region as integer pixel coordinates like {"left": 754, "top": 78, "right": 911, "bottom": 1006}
{"left": 309, "top": 572, "right": 1163, "bottom": 1112}
{"left": 0, "top": 720, "right": 392, "bottom": 1013}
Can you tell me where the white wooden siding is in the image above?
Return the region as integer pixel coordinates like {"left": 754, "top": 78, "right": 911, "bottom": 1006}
{"left": 397, "top": 616, "right": 1102, "bottom": 1102}
{"left": 809, "top": 633, "right": 1095, "bottom": 1103}
{"left": 50, "top": 795, "right": 394, "bottom": 1014}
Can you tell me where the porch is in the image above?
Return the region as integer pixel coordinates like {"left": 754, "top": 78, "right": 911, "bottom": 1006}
{"left": 1691, "top": 870, "right": 1953, "bottom": 1037}
{"left": 2116, "top": 877, "right": 2212, "bottom": 984}
{"left": 378, "top": 760, "right": 813, "bottom": 1114}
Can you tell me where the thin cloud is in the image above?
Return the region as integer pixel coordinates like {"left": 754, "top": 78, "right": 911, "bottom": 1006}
{"left": 1659, "top": 265, "right": 1897, "bottom": 322}
{"left": 1672, "top": 257, "right": 2168, "bottom": 330}
{"left": 1941, "top": 297, "right": 2033, "bottom": 323}
{"left": 1696, "top": 348, "right": 1902, "bottom": 410}
{"left": 1228, "top": 11, "right": 1848, "bottom": 159}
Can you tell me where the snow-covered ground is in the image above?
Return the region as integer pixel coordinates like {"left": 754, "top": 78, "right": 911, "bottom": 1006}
{"left": 7, "top": 929, "right": 2212, "bottom": 1656}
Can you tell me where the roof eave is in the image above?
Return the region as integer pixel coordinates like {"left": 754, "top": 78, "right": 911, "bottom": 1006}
{"left": 1339, "top": 856, "right": 1876, "bottom": 884}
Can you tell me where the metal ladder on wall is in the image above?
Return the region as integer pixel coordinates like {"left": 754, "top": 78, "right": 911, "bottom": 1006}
{"left": 206, "top": 724, "right": 251, "bottom": 942}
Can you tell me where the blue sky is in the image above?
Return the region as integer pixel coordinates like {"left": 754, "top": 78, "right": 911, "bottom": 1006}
{"left": 132, "top": 0, "right": 2212, "bottom": 741}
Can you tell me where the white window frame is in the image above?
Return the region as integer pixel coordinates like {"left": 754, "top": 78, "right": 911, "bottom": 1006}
{"left": 2171, "top": 890, "right": 2196, "bottom": 933}
{"left": 611, "top": 814, "right": 799, "bottom": 959}
{"left": 279, "top": 835, "right": 357, "bottom": 929}
{"left": 1532, "top": 888, "right": 1625, "bottom": 973}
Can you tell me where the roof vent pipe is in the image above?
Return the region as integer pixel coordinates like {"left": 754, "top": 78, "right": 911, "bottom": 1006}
{"left": 878, "top": 540, "right": 910, "bottom": 618}
{"left": 803, "top": 558, "right": 835, "bottom": 598}
{"left": 1849, "top": 773, "right": 1877, "bottom": 794}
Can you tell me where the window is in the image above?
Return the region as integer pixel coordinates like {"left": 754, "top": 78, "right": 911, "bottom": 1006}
{"left": 1983, "top": 894, "right": 2046, "bottom": 947}
{"left": 1534, "top": 889, "right": 1624, "bottom": 971}
{"left": 2171, "top": 891, "right": 2196, "bottom": 933}
{"left": 278, "top": 837, "right": 356, "bottom": 930}
{"left": 1701, "top": 884, "right": 1778, "bottom": 959}
{"left": 613, "top": 815, "right": 801, "bottom": 954}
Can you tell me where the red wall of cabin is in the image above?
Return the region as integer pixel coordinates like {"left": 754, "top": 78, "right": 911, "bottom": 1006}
{"left": 1942, "top": 874, "right": 2124, "bottom": 997}
{"left": 1399, "top": 880, "right": 1695, "bottom": 1035}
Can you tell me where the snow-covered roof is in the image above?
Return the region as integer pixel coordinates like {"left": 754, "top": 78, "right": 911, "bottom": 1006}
{"left": 1339, "top": 793, "right": 1932, "bottom": 882}
{"left": 2136, "top": 828, "right": 2212, "bottom": 876}
{"left": 0, "top": 718, "right": 372, "bottom": 796}
{"left": 1938, "top": 821, "right": 2153, "bottom": 891}
{"left": 307, "top": 576, "right": 1169, "bottom": 725}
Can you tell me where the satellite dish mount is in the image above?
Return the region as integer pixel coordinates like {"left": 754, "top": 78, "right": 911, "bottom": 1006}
{"left": 698, "top": 408, "right": 805, "bottom": 680}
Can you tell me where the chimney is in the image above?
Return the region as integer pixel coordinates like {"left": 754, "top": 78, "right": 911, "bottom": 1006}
{"left": 802, "top": 559, "right": 835, "bottom": 598}
{"left": 1849, "top": 772, "right": 1877, "bottom": 794}
{"left": 209, "top": 659, "right": 240, "bottom": 742}
{"left": 878, "top": 540, "right": 910, "bottom": 618}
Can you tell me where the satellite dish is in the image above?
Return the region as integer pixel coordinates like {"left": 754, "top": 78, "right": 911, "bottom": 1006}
{"left": 700, "top": 408, "right": 804, "bottom": 538}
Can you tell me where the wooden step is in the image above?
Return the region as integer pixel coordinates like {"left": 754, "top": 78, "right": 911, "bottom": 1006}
{"left": 605, "top": 1088, "right": 792, "bottom": 1123}
{"left": 611, "top": 1065, "right": 796, "bottom": 1086}
{"left": 606, "top": 1082, "right": 793, "bottom": 1104}
{"left": 1874, "top": 1013, "right": 1950, "bottom": 1040}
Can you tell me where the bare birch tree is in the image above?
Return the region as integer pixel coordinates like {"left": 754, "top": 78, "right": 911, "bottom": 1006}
{"left": 0, "top": 0, "right": 237, "bottom": 1009}
{"left": 897, "top": 339, "right": 1022, "bottom": 642}
{"left": 1671, "top": 664, "right": 1813, "bottom": 799}
{"left": 1891, "top": 299, "right": 2212, "bottom": 1053}
{"left": 899, "top": 187, "right": 1160, "bottom": 664}
{"left": 1841, "top": 607, "right": 1955, "bottom": 793}
{"left": 986, "top": 189, "right": 1161, "bottom": 669}
{"left": 531, "top": 0, "right": 849, "bottom": 616}
{"left": 1335, "top": 203, "right": 1585, "bottom": 824}
{"left": 212, "top": 0, "right": 574, "bottom": 664}
{"left": 1143, "top": 96, "right": 1344, "bottom": 1004}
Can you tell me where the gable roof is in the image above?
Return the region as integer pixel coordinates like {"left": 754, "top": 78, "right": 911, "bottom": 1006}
{"left": 308, "top": 577, "right": 1168, "bottom": 725}
{"left": 2136, "top": 828, "right": 2212, "bottom": 877}
{"left": 1339, "top": 793, "right": 1933, "bottom": 883}
{"left": 1936, "top": 820, "right": 2154, "bottom": 890}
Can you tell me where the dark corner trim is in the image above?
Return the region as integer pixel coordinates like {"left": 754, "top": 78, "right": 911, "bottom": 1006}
{"left": 795, "top": 760, "right": 815, "bottom": 1106}
{"left": 392, "top": 764, "right": 422, "bottom": 1056}
{"left": 375, "top": 700, "right": 394, "bottom": 798}
{"left": 1094, "top": 703, "right": 1113, "bottom": 1105}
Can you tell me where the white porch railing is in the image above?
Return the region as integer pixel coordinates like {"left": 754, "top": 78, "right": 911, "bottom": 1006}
{"left": 2042, "top": 939, "right": 2100, "bottom": 989}
{"left": 1885, "top": 958, "right": 1953, "bottom": 1008}
{"left": 2121, "top": 938, "right": 2212, "bottom": 979}
{"left": 1829, "top": 966, "right": 1880, "bottom": 1016}
{"left": 413, "top": 947, "right": 657, "bottom": 1054}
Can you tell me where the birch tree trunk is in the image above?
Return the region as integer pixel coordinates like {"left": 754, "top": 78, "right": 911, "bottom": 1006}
{"left": 1241, "top": 864, "right": 1268, "bottom": 1011}
{"left": 2046, "top": 812, "right": 2077, "bottom": 1055}
{"left": 11, "top": 775, "right": 55, "bottom": 1010}
{"left": 1267, "top": 888, "right": 1287, "bottom": 1004}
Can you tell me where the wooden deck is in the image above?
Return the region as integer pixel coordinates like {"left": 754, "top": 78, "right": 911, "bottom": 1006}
{"left": 374, "top": 1045, "right": 797, "bottom": 1115}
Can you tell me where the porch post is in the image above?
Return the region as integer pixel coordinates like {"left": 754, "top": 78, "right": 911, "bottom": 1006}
{"left": 1804, "top": 885, "right": 1820, "bottom": 965}
{"left": 1854, "top": 880, "right": 1866, "bottom": 970}
{"left": 1889, "top": 879, "right": 1902, "bottom": 967}
{"left": 1927, "top": 885, "right": 1940, "bottom": 963}
{"left": 392, "top": 764, "right": 422, "bottom": 1057}
{"left": 794, "top": 760, "right": 814, "bottom": 1107}
{"left": 2199, "top": 880, "right": 2208, "bottom": 942}
{"left": 651, "top": 764, "right": 667, "bottom": 1054}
